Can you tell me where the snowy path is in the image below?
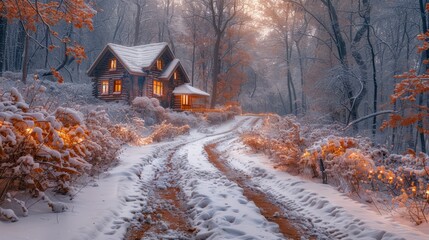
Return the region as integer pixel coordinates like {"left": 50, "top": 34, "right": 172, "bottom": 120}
{"left": 2, "top": 116, "right": 428, "bottom": 240}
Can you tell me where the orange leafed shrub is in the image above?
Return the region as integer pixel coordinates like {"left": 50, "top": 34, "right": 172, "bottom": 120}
{"left": 143, "top": 121, "right": 190, "bottom": 144}
{"left": 242, "top": 115, "right": 302, "bottom": 171}
{"left": 0, "top": 88, "right": 121, "bottom": 204}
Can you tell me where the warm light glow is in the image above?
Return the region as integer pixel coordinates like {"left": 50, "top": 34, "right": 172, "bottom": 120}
{"left": 153, "top": 80, "right": 163, "bottom": 96}
{"left": 114, "top": 80, "right": 122, "bottom": 93}
{"left": 156, "top": 59, "right": 163, "bottom": 70}
{"left": 302, "top": 151, "right": 310, "bottom": 158}
{"left": 25, "top": 128, "right": 33, "bottom": 134}
{"left": 181, "top": 95, "right": 190, "bottom": 106}
{"left": 110, "top": 59, "right": 117, "bottom": 70}
{"left": 174, "top": 71, "right": 178, "bottom": 80}
{"left": 102, "top": 80, "right": 109, "bottom": 94}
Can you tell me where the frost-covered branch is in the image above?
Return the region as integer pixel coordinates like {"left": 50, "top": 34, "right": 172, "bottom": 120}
{"left": 343, "top": 110, "right": 395, "bottom": 131}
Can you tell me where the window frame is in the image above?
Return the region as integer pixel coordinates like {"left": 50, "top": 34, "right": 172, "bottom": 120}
{"left": 181, "top": 95, "right": 190, "bottom": 106}
{"left": 156, "top": 59, "right": 163, "bottom": 71}
{"left": 113, "top": 79, "right": 122, "bottom": 94}
{"left": 110, "top": 59, "right": 117, "bottom": 71}
{"left": 153, "top": 80, "right": 163, "bottom": 96}
{"left": 101, "top": 80, "right": 109, "bottom": 95}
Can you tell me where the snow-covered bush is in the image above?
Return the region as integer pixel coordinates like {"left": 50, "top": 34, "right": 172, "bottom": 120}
{"left": 83, "top": 110, "right": 122, "bottom": 171}
{"left": 205, "top": 111, "right": 236, "bottom": 125}
{"left": 132, "top": 97, "right": 166, "bottom": 125}
{"left": 0, "top": 88, "right": 92, "bottom": 195}
{"left": 142, "top": 121, "right": 190, "bottom": 143}
{"left": 242, "top": 114, "right": 429, "bottom": 224}
{"left": 0, "top": 88, "right": 123, "bottom": 220}
{"left": 242, "top": 114, "right": 302, "bottom": 171}
{"left": 132, "top": 96, "right": 204, "bottom": 127}
{"left": 224, "top": 103, "right": 242, "bottom": 115}
{"left": 301, "top": 136, "right": 375, "bottom": 192}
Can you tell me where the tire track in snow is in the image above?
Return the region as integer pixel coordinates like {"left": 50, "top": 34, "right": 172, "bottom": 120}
{"left": 123, "top": 117, "right": 255, "bottom": 239}
{"left": 204, "top": 143, "right": 303, "bottom": 239}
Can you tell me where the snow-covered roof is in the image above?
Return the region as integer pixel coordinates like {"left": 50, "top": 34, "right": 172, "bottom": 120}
{"left": 172, "top": 83, "right": 210, "bottom": 97}
{"left": 159, "top": 59, "right": 180, "bottom": 79}
{"left": 87, "top": 42, "right": 169, "bottom": 76}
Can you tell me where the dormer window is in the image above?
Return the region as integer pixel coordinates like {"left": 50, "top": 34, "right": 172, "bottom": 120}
{"left": 173, "top": 71, "right": 178, "bottom": 80}
{"left": 156, "top": 59, "right": 163, "bottom": 70}
{"left": 110, "top": 59, "right": 117, "bottom": 71}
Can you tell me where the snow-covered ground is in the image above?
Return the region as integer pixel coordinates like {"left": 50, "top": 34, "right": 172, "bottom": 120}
{"left": 1, "top": 116, "right": 428, "bottom": 239}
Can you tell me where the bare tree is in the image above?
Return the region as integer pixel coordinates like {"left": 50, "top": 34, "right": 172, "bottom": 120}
{"left": 200, "top": 0, "right": 241, "bottom": 108}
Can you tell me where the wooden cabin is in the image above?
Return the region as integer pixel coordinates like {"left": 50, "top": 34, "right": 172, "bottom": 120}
{"left": 87, "top": 42, "right": 210, "bottom": 110}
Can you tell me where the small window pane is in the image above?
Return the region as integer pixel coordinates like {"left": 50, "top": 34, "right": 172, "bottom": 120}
{"left": 101, "top": 80, "right": 109, "bottom": 94}
{"left": 181, "top": 95, "right": 189, "bottom": 105}
{"left": 110, "top": 59, "right": 117, "bottom": 70}
{"left": 156, "top": 59, "right": 162, "bottom": 70}
{"left": 153, "top": 80, "right": 163, "bottom": 96}
{"left": 114, "top": 80, "right": 122, "bottom": 93}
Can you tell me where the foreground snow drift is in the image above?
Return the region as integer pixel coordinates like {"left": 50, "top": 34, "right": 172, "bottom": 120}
{"left": 0, "top": 144, "right": 159, "bottom": 240}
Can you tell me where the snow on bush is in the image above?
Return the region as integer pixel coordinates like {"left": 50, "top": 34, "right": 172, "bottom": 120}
{"left": 242, "top": 114, "right": 429, "bottom": 224}
{"left": 0, "top": 88, "right": 122, "bottom": 221}
{"left": 242, "top": 114, "right": 302, "bottom": 171}
{"left": 132, "top": 96, "right": 203, "bottom": 127}
{"left": 142, "top": 121, "right": 190, "bottom": 144}
{"left": 205, "top": 110, "right": 236, "bottom": 125}
{"left": 0, "top": 207, "right": 19, "bottom": 222}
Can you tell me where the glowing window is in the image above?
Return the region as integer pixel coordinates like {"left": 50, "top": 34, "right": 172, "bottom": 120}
{"left": 156, "top": 59, "right": 163, "bottom": 70}
{"left": 153, "top": 80, "right": 163, "bottom": 96}
{"left": 101, "top": 80, "right": 109, "bottom": 94}
{"left": 113, "top": 80, "right": 122, "bottom": 93}
{"left": 173, "top": 71, "right": 178, "bottom": 80}
{"left": 110, "top": 59, "right": 117, "bottom": 70}
{"left": 181, "top": 95, "right": 190, "bottom": 105}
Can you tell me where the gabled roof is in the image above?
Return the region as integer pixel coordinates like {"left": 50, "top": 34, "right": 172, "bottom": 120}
{"left": 87, "top": 42, "right": 170, "bottom": 76}
{"left": 172, "top": 83, "right": 210, "bottom": 97}
{"left": 158, "top": 59, "right": 190, "bottom": 83}
{"left": 159, "top": 59, "right": 180, "bottom": 79}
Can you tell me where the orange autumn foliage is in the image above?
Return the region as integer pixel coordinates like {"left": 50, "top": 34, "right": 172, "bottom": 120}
{"left": 382, "top": 35, "right": 429, "bottom": 135}
{"left": 0, "top": 0, "right": 95, "bottom": 81}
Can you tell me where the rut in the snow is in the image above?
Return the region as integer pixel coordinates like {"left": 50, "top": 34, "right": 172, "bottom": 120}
{"left": 124, "top": 148, "right": 195, "bottom": 240}
{"left": 205, "top": 143, "right": 315, "bottom": 240}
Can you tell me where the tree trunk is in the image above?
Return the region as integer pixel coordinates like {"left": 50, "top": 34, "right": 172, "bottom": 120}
{"left": 295, "top": 41, "right": 306, "bottom": 113}
{"left": 134, "top": 3, "right": 142, "bottom": 46}
{"left": 418, "top": 0, "right": 427, "bottom": 153}
{"left": 323, "top": 0, "right": 355, "bottom": 123}
{"left": 15, "top": 24, "right": 26, "bottom": 71}
{"left": 210, "top": 36, "right": 222, "bottom": 108}
{"left": 0, "top": 17, "right": 7, "bottom": 76}
{"left": 367, "top": 22, "right": 378, "bottom": 138}
{"left": 21, "top": 34, "right": 29, "bottom": 84}
{"left": 191, "top": 33, "right": 196, "bottom": 86}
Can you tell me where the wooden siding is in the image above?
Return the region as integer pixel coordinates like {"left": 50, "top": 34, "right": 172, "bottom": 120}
{"left": 92, "top": 51, "right": 130, "bottom": 101}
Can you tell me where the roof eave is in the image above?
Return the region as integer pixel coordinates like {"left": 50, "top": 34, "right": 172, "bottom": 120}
{"left": 87, "top": 44, "right": 139, "bottom": 77}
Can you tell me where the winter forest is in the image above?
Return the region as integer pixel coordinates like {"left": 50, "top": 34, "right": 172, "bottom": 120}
{"left": 1, "top": 0, "right": 429, "bottom": 239}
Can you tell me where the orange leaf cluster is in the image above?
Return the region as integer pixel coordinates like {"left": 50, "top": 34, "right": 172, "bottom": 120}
{"left": 66, "top": 44, "right": 87, "bottom": 64}
{"left": 0, "top": 0, "right": 95, "bottom": 32}
{"left": 384, "top": 31, "right": 429, "bottom": 134}
{"left": 51, "top": 68, "right": 64, "bottom": 84}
